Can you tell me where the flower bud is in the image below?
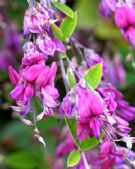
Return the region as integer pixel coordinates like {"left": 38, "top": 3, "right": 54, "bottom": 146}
{"left": 8, "top": 66, "right": 19, "bottom": 86}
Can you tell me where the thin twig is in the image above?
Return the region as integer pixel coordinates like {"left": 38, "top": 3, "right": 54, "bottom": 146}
{"left": 82, "top": 152, "right": 90, "bottom": 169}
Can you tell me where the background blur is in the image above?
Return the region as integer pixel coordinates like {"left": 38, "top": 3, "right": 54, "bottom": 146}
{"left": 1, "top": 0, "right": 135, "bottom": 168}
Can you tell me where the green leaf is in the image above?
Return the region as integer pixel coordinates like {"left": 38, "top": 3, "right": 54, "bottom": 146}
{"left": 60, "top": 12, "right": 77, "bottom": 41}
{"left": 67, "top": 69, "right": 76, "bottom": 88}
{"left": 67, "top": 150, "right": 80, "bottom": 167}
{"left": 83, "top": 63, "right": 102, "bottom": 89}
{"left": 5, "top": 152, "right": 37, "bottom": 169}
{"left": 79, "top": 137, "right": 98, "bottom": 151}
{"left": 51, "top": 23, "right": 63, "bottom": 40}
{"left": 65, "top": 118, "right": 80, "bottom": 147}
{"left": 53, "top": 2, "right": 74, "bottom": 18}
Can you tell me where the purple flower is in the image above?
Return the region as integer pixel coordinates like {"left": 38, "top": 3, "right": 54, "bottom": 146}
{"left": 23, "top": 3, "right": 54, "bottom": 37}
{"left": 76, "top": 85, "right": 104, "bottom": 117}
{"left": 56, "top": 127, "right": 76, "bottom": 157}
{"left": 105, "top": 55, "right": 126, "bottom": 87}
{"left": 59, "top": 89, "right": 78, "bottom": 118}
{"left": 99, "top": 0, "right": 112, "bottom": 17}
{"left": 36, "top": 34, "right": 66, "bottom": 56}
{"left": 59, "top": 84, "right": 104, "bottom": 139}
{"left": 9, "top": 60, "right": 59, "bottom": 116}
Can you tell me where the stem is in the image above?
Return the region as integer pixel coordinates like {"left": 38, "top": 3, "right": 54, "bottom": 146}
{"left": 40, "top": 0, "right": 47, "bottom": 6}
{"left": 27, "top": 0, "right": 35, "bottom": 8}
{"left": 33, "top": 96, "right": 37, "bottom": 129}
{"left": 58, "top": 54, "right": 70, "bottom": 92}
{"left": 82, "top": 152, "right": 90, "bottom": 169}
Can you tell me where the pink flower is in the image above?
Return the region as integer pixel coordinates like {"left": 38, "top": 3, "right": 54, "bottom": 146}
{"left": 76, "top": 86, "right": 104, "bottom": 117}
{"left": 114, "top": 6, "right": 129, "bottom": 29}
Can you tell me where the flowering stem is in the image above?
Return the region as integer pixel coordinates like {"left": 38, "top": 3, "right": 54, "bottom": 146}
{"left": 58, "top": 54, "right": 70, "bottom": 92}
{"left": 59, "top": 54, "right": 90, "bottom": 169}
{"left": 82, "top": 152, "right": 90, "bottom": 169}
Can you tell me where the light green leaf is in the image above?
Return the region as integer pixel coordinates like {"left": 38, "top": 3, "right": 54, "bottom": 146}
{"left": 53, "top": 2, "right": 74, "bottom": 18}
{"left": 60, "top": 12, "right": 77, "bottom": 41}
{"left": 67, "top": 69, "right": 76, "bottom": 88}
{"left": 5, "top": 152, "right": 37, "bottom": 169}
{"left": 83, "top": 63, "right": 102, "bottom": 89}
{"left": 67, "top": 150, "right": 80, "bottom": 167}
{"left": 60, "top": 52, "right": 66, "bottom": 58}
{"left": 51, "top": 23, "right": 63, "bottom": 40}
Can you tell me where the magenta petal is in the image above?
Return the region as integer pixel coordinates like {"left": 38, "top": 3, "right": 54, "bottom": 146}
{"left": 35, "top": 66, "right": 50, "bottom": 87}
{"left": 42, "top": 87, "right": 57, "bottom": 108}
{"left": 10, "top": 84, "right": 24, "bottom": 100}
{"left": 24, "top": 64, "right": 44, "bottom": 82}
{"left": 89, "top": 92, "right": 104, "bottom": 116}
{"left": 77, "top": 123, "right": 90, "bottom": 141}
{"left": 48, "top": 62, "right": 57, "bottom": 86}
{"left": 76, "top": 87, "right": 91, "bottom": 117}
{"left": 36, "top": 35, "right": 56, "bottom": 56}
{"left": 25, "top": 83, "right": 34, "bottom": 98}
{"left": 89, "top": 117, "right": 101, "bottom": 138}
{"left": 44, "top": 85, "right": 59, "bottom": 99}
{"left": 100, "top": 141, "right": 112, "bottom": 154}
{"left": 113, "top": 115, "right": 129, "bottom": 126}
{"left": 53, "top": 38, "right": 66, "bottom": 53}
{"left": 114, "top": 7, "right": 128, "bottom": 29}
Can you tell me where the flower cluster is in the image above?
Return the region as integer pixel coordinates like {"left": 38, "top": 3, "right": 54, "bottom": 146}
{"left": 8, "top": 0, "right": 66, "bottom": 117}
{"left": 60, "top": 49, "right": 135, "bottom": 143}
{"left": 55, "top": 126, "right": 135, "bottom": 169}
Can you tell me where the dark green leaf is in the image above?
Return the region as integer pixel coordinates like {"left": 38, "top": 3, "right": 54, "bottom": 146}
{"left": 67, "top": 150, "right": 80, "bottom": 167}
{"left": 65, "top": 118, "right": 80, "bottom": 147}
{"left": 83, "top": 63, "right": 102, "bottom": 89}
{"left": 53, "top": 2, "right": 74, "bottom": 18}
{"left": 60, "top": 12, "right": 77, "bottom": 41}
{"left": 51, "top": 23, "right": 63, "bottom": 40}
{"left": 79, "top": 137, "right": 98, "bottom": 151}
